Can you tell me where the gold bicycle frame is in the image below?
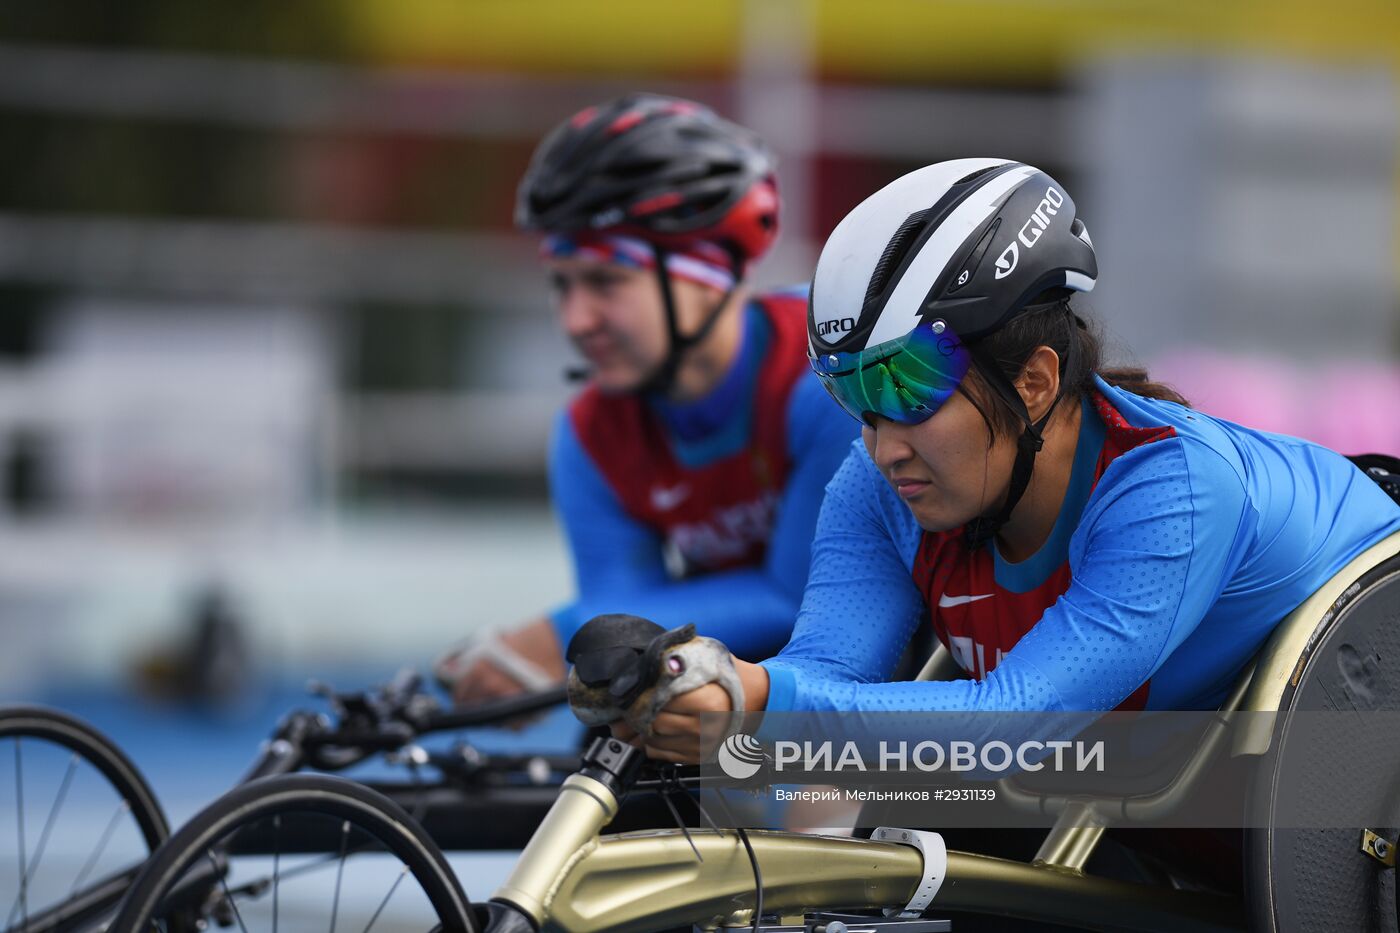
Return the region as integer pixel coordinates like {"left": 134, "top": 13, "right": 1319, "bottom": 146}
{"left": 492, "top": 771, "right": 1243, "bottom": 933}
{"left": 493, "top": 531, "right": 1400, "bottom": 933}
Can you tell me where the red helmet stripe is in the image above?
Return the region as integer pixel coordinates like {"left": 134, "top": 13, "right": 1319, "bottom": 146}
{"left": 607, "top": 110, "right": 647, "bottom": 135}
{"left": 629, "top": 192, "right": 685, "bottom": 216}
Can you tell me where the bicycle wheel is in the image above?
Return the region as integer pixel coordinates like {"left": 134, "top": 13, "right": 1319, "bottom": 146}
{"left": 109, "top": 773, "right": 476, "bottom": 933}
{"left": 1, "top": 705, "right": 171, "bottom": 933}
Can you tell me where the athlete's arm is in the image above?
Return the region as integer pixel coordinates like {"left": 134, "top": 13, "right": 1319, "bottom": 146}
{"left": 759, "top": 441, "right": 930, "bottom": 703}
{"left": 550, "top": 375, "right": 856, "bottom": 660}
{"left": 762, "top": 436, "right": 1251, "bottom": 714}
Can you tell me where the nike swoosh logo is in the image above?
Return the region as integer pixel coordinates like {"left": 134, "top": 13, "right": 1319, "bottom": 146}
{"left": 649, "top": 484, "right": 691, "bottom": 511}
{"left": 938, "top": 593, "right": 994, "bottom": 608}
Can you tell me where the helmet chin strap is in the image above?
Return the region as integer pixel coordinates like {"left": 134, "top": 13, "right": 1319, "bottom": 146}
{"left": 963, "top": 307, "right": 1082, "bottom": 550}
{"left": 638, "top": 243, "right": 739, "bottom": 397}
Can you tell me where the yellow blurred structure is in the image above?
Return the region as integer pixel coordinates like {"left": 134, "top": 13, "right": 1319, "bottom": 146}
{"left": 347, "top": 1, "right": 1400, "bottom": 81}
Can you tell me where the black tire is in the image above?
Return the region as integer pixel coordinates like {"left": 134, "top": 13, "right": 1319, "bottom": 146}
{"left": 108, "top": 773, "right": 476, "bottom": 933}
{"left": 1245, "top": 555, "right": 1400, "bottom": 933}
{"left": 1, "top": 705, "right": 170, "bottom": 933}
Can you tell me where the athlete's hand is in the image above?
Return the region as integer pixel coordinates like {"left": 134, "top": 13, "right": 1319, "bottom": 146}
{"left": 611, "top": 656, "right": 770, "bottom": 764}
{"left": 443, "top": 618, "right": 566, "bottom": 717}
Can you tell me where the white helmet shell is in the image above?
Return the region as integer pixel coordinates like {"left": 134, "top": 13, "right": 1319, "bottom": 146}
{"left": 809, "top": 159, "right": 1097, "bottom": 356}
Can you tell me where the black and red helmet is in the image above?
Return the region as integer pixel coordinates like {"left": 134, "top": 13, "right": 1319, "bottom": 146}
{"left": 516, "top": 93, "right": 780, "bottom": 267}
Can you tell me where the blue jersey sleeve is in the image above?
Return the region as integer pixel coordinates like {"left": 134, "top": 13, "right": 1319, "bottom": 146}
{"left": 549, "top": 380, "right": 856, "bottom": 660}
{"left": 761, "top": 435, "right": 1250, "bottom": 715}
{"left": 762, "top": 441, "right": 926, "bottom": 700}
{"left": 765, "top": 373, "right": 863, "bottom": 607}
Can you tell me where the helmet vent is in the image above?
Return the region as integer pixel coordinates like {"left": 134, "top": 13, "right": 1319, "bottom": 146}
{"left": 606, "top": 158, "right": 670, "bottom": 181}
{"left": 703, "top": 159, "right": 744, "bottom": 177}
{"left": 954, "top": 165, "right": 1004, "bottom": 186}
{"left": 676, "top": 125, "right": 716, "bottom": 142}
{"left": 864, "top": 209, "right": 930, "bottom": 307}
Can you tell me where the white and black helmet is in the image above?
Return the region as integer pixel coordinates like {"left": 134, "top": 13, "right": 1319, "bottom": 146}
{"left": 809, "top": 158, "right": 1096, "bottom": 357}
{"left": 808, "top": 159, "right": 1099, "bottom": 546}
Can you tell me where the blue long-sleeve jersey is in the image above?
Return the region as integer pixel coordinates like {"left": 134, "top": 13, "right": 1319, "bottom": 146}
{"left": 762, "top": 377, "right": 1400, "bottom": 713}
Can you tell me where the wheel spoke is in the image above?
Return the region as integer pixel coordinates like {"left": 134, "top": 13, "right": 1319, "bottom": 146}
{"left": 328, "top": 820, "right": 350, "bottom": 933}
{"left": 4, "top": 753, "right": 78, "bottom": 928}
{"left": 359, "top": 867, "right": 406, "bottom": 933}
{"left": 228, "top": 853, "right": 339, "bottom": 894}
{"left": 272, "top": 815, "right": 281, "bottom": 933}
{"left": 406, "top": 760, "right": 428, "bottom": 823}
{"left": 14, "top": 738, "right": 27, "bottom": 933}
{"left": 224, "top": 842, "right": 380, "bottom": 901}
{"left": 70, "top": 800, "right": 130, "bottom": 894}
{"left": 210, "top": 850, "right": 250, "bottom": 933}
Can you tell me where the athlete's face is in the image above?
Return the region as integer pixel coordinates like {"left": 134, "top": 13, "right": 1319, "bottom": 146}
{"left": 547, "top": 257, "right": 668, "bottom": 393}
{"left": 862, "top": 383, "right": 1019, "bottom": 532}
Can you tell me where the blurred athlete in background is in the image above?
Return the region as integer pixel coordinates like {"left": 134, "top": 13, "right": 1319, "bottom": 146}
{"left": 435, "top": 94, "right": 857, "bottom": 705}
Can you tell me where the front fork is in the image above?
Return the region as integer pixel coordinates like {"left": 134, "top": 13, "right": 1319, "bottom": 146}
{"left": 490, "top": 738, "right": 640, "bottom": 926}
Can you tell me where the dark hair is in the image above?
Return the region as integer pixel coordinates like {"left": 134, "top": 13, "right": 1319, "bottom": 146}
{"left": 958, "top": 299, "right": 1189, "bottom": 443}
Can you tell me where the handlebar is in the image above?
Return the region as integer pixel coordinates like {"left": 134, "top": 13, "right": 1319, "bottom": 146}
{"left": 418, "top": 686, "right": 568, "bottom": 731}
{"left": 233, "top": 674, "right": 571, "bottom": 788}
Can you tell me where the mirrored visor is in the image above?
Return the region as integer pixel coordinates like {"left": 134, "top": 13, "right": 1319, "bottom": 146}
{"left": 810, "top": 320, "right": 971, "bottom": 426}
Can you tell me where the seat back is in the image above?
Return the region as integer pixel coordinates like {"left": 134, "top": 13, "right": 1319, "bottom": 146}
{"left": 1232, "top": 528, "right": 1400, "bottom": 754}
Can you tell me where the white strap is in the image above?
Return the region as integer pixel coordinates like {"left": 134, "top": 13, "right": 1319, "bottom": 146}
{"left": 871, "top": 827, "right": 946, "bottom": 917}
{"left": 433, "top": 634, "right": 556, "bottom": 692}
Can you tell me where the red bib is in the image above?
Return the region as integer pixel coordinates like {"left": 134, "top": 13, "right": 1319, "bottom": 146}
{"left": 910, "top": 391, "right": 1176, "bottom": 710}
{"left": 568, "top": 292, "right": 811, "bottom": 576}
